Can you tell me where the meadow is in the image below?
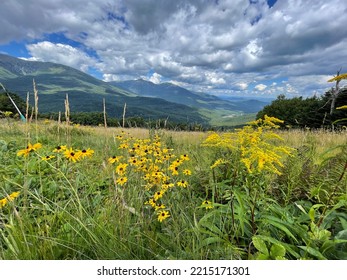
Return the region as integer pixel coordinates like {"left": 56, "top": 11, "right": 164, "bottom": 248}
{"left": 0, "top": 116, "right": 346, "bottom": 260}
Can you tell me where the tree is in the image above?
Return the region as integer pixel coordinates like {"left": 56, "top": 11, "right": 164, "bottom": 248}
{"left": 256, "top": 95, "right": 325, "bottom": 128}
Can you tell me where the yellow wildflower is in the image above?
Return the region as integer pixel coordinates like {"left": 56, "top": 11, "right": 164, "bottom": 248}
{"left": 145, "top": 198, "right": 157, "bottom": 208}
{"left": 0, "top": 191, "right": 20, "bottom": 208}
{"left": 17, "top": 148, "right": 30, "bottom": 157}
{"left": 77, "top": 148, "right": 94, "bottom": 158}
{"left": 9, "top": 191, "right": 20, "bottom": 200}
{"left": 0, "top": 198, "right": 7, "bottom": 208}
{"left": 116, "top": 177, "right": 127, "bottom": 186}
{"left": 119, "top": 143, "right": 129, "bottom": 149}
{"left": 177, "top": 180, "right": 188, "bottom": 188}
{"left": 183, "top": 169, "right": 192, "bottom": 175}
{"left": 210, "top": 158, "right": 228, "bottom": 169}
{"left": 64, "top": 148, "right": 80, "bottom": 162}
{"left": 17, "top": 142, "right": 42, "bottom": 157}
{"left": 169, "top": 164, "right": 179, "bottom": 176}
{"left": 53, "top": 145, "right": 67, "bottom": 153}
{"left": 180, "top": 154, "right": 190, "bottom": 161}
{"left": 201, "top": 200, "right": 214, "bottom": 209}
{"left": 41, "top": 155, "right": 56, "bottom": 161}
{"left": 337, "top": 105, "right": 347, "bottom": 110}
{"left": 154, "top": 203, "right": 166, "bottom": 211}
{"left": 115, "top": 163, "right": 128, "bottom": 175}
{"left": 157, "top": 210, "right": 170, "bottom": 222}
{"left": 327, "top": 73, "right": 347, "bottom": 82}
{"left": 108, "top": 155, "right": 123, "bottom": 164}
{"left": 154, "top": 190, "right": 165, "bottom": 201}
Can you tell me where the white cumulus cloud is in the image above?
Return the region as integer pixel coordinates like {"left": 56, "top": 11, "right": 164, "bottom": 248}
{"left": 254, "top": 84, "right": 267, "bottom": 91}
{"left": 26, "top": 41, "right": 97, "bottom": 72}
{"left": 1, "top": 0, "right": 347, "bottom": 96}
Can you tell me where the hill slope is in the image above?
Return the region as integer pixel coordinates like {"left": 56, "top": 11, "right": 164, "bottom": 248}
{"left": 113, "top": 79, "right": 269, "bottom": 114}
{"left": 0, "top": 54, "right": 206, "bottom": 124}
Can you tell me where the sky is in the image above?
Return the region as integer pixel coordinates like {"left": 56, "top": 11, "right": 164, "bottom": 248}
{"left": 1, "top": 0, "right": 347, "bottom": 98}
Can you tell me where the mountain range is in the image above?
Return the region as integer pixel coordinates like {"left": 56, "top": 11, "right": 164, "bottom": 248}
{"left": 0, "top": 53, "right": 269, "bottom": 126}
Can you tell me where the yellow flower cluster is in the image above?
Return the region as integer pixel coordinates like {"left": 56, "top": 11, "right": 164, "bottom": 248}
{"left": 17, "top": 143, "right": 94, "bottom": 162}
{"left": 203, "top": 115, "right": 294, "bottom": 175}
{"left": 336, "top": 105, "right": 347, "bottom": 110}
{"left": 0, "top": 191, "right": 20, "bottom": 209}
{"left": 63, "top": 147, "right": 94, "bottom": 162}
{"left": 108, "top": 131, "right": 191, "bottom": 222}
{"left": 17, "top": 143, "right": 42, "bottom": 157}
{"left": 327, "top": 72, "right": 347, "bottom": 82}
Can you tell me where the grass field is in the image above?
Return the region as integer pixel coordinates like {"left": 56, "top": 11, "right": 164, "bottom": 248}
{"left": 0, "top": 117, "right": 346, "bottom": 260}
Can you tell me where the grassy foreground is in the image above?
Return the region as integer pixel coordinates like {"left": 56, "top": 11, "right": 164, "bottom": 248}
{"left": 0, "top": 118, "right": 346, "bottom": 260}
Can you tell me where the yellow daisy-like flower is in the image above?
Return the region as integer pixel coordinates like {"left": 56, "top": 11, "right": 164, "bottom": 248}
{"left": 30, "top": 143, "right": 42, "bottom": 151}
{"left": 154, "top": 190, "right": 165, "bottom": 201}
{"left": 157, "top": 210, "right": 170, "bottom": 222}
{"left": 116, "top": 176, "right": 128, "bottom": 186}
{"left": 64, "top": 148, "right": 80, "bottom": 162}
{"left": 41, "top": 155, "right": 56, "bottom": 161}
{"left": 0, "top": 198, "right": 7, "bottom": 208}
{"left": 128, "top": 157, "right": 138, "bottom": 165}
{"left": 201, "top": 200, "right": 213, "bottom": 209}
{"left": 162, "top": 180, "right": 174, "bottom": 189}
{"left": 154, "top": 203, "right": 166, "bottom": 211}
{"left": 180, "top": 154, "right": 190, "bottom": 161}
{"left": 183, "top": 169, "right": 192, "bottom": 175}
{"left": 9, "top": 191, "right": 20, "bottom": 201}
{"left": 53, "top": 145, "right": 67, "bottom": 153}
{"left": 145, "top": 198, "right": 156, "bottom": 208}
{"left": 145, "top": 198, "right": 157, "bottom": 208}
{"left": 119, "top": 143, "right": 129, "bottom": 149}
{"left": 177, "top": 180, "right": 188, "bottom": 188}
{"left": 0, "top": 191, "right": 20, "bottom": 208}
{"left": 17, "top": 148, "right": 30, "bottom": 157}
{"left": 77, "top": 148, "right": 94, "bottom": 158}
{"left": 115, "top": 163, "right": 128, "bottom": 175}
{"left": 169, "top": 164, "right": 179, "bottom": 176}
{"left": 108, "top": 155, "right": 123, "bottom": 164}
{"left": 17, "top": 142, "right": 42, "bottom": 157}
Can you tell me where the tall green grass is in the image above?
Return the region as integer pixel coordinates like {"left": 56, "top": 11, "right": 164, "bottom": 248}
{"left": 0, "top": 118, "right": 346, "bottom": 259}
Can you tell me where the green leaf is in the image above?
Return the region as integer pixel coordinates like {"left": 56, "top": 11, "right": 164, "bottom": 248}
{"left": 262, "top": 218, "right": 298, "bottom": 242}
{"left": 335, "top": 229, "right": 347, "bottom": 240}
{"left": 198, "top": 219, "right": 224, "bottom": 237}
{"left": 200, "top": 236, "right": 226, "bottom": 247}
{"left": 294, "top": 202, "right": 307, "bottom": 214}
{"left": 308, "top": 204, "right": 324, "bottom": 222}
{"left": 233, "top": 188, "right": 248, "bottom": 236}
{"left": 252, "top": 236, "right": 269, "bottom": 255}
{"left": 298, "top": 246, "right": 327, "bottom": 260}
{"left": 270, "top": 243, "right": 286, "bottom": 258}
{"left": 339, "top": 217, "right": 347, "bottom": 230}
{"left": 255, "top": 235, "right": 301, "bottom": 259}
{"left": 256, "top": 253, "right": 269, "bottom": 260}
{"left": 308, "top": 207, "right": 315, "bottom": 222}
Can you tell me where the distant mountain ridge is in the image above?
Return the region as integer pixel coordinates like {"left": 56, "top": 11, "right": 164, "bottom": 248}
{"left": 0, "top": 54, "right": 206, "bottom": 124}
{"left": 0, "top": 54, "right": 269, "bottom": 126}
{"left": 113, "top": 79, "right": 269, "bottom": 113}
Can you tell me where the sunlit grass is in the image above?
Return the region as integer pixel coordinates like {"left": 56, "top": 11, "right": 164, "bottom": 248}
{"left": 0, "top": 118, "right": 346, "bottom": 260}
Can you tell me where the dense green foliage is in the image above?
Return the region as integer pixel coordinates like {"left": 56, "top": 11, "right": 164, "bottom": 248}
{"left": 257, "top": 91, "right": 347, "bottom": 128}
{"left": 0, "top": 92, "right": 28, "bottom": 116}
{"left": 40, "top": 112, "right": 205, "bottom": 131}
